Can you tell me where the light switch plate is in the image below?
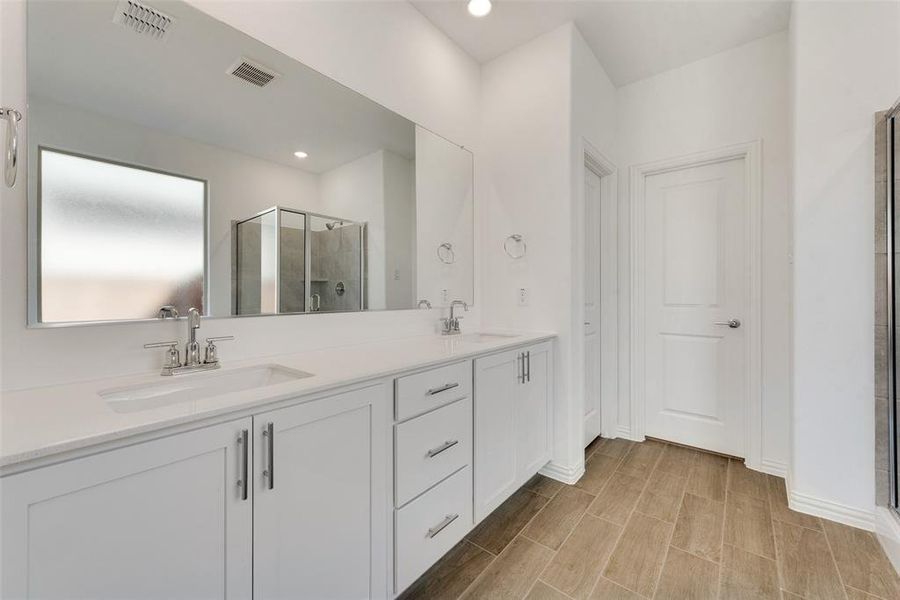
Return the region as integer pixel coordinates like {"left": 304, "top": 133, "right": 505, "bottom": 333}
{"left": 517, "top": 288, "right": 529, "bottom": 307}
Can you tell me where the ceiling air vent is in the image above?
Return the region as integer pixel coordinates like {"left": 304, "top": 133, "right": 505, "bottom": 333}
{"left": 112, "top": 0, "right": 173, "bottom": 40}
{"left": 229, "top": 58, "right": 279, "bottom": 88}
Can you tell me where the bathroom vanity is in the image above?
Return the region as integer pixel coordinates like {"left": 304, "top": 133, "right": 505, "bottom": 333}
{"left": 0, "top": 333, "right": 555, "bottom": 599}
{"left": 1, "top": 2, "right": 555, "bottom": 596}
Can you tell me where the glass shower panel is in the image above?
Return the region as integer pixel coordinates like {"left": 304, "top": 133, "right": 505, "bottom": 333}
{"left": 234, "top": 209, "right": 278, "bottom": 315}
{"left": 308, "top": 216, "right": 364, "bottom": 312}
{"left": 279, "top": 210, "right": 306, "bottom": 313}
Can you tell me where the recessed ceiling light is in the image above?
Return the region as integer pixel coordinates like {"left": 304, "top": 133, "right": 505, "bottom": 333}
{"left": 293, "top": 151, "right": 308, "bottom": 159}
{"left": 467, "top": 0, "right": 491, "bottom": 17}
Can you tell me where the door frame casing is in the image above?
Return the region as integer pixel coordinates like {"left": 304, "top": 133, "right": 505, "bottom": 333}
{"left": 576, "top": 138, "right": 618, "bottom": 443}
{"left": 629, "top": 140, "right": 763, "bottom": 469}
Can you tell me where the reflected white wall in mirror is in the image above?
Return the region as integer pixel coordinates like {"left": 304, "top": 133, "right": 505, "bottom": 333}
{"left": 39, "top": 149, "right": 205, "bottom": 323}
{"left": 416, "top": 128, "right": 475, "bottom": 307}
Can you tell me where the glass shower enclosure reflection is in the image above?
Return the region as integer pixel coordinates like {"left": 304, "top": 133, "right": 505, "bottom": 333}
{"left": 233, "top": 207, "right": 364, "bottom": 315}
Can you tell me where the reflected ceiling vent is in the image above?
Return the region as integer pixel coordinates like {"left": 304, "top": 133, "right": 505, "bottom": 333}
{"left": 229, "top": 58, "right": 279, "bottom": 88}
{"left": 112, "top": 0, "right": 173, "bottom": 40}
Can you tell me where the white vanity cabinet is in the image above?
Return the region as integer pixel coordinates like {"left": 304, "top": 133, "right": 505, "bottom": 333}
{"left": 253, "top": 383, "right": 389, "bottom": 600}
{"left": 0, "top": 335, "right": 556, "bottom": 600}
{"left": 0, "top": 418, "right": 254, "bottom": 600}
{"left": 393, "top": 361, "right": 474, "bottom": 594}
{"left": 1, "top": 383, "right": 389, "bottom": 600}
{"left": 474, "top": 341, "right": 553, "bottom": 521}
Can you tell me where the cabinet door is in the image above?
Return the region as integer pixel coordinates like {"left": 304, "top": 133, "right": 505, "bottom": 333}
{"left": 1, "top": 418, "right": 253, "bottom": 600}
{"left": 518, "top": 341, "right": 553, "bottom": 481}
{"left": 253, "top": 384, "right": 389, "bottom": 600}
{"left": 474, "top": 348, "right": 520, "bottom": 522}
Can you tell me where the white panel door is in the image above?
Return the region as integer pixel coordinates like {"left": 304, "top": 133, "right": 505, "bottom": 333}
{"left": 253, "top": 384, "right": 388, "bottom": 600}
{"left": 644, "top": 158, "right": 747, "bottom": 456}
{"left": 584, "top": 168, "right": 603, "bottom": 445}
{"left": 1, "top": 418, "right": 253, "bottom": 600}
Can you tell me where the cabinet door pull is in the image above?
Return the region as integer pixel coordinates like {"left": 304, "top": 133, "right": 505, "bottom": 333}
{"left": 526, "top": 351, "right": 531, "bottom": 383}
{"left": 518, "top": 352, "right": 525, "bottom": 384}
{"left": 426, "top": 439, "right": 459, "bottom": 458}
{"left": 237, "top": 429, "right": 249, "bottom": 501}
{"left": 263, "top": 422, "right": 274, "bottom": 490}
{"left": 426, "top": 382, "right": 459, "bottom": 396}
{"left": 427, "top": 513, "right": 459, "bottom": 538}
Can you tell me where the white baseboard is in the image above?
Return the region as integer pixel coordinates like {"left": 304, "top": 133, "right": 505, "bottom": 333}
{"left": 540, "top": 461, "right": 585, "bottom": 485}
{"left": 875, "top": 507, "right": 900, "bottom": 575}
{"left": 758, "top": 458, "right": 787, "bottom": 478}
{"left": 788, "top": 487, "right": 875, "bottom": 531}
{"left": 616, "top": 425, "right": 634, "bottom": 439}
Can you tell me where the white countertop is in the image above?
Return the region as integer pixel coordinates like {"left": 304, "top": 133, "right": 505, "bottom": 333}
{"left": 0, "top": 331, "right": 554, "bottom": 469}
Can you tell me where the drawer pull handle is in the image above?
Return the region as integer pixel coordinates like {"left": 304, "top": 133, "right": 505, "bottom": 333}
{"left": 427, "top": 439, "right": 459, "bottom": 458}
{"left": 427, "top": 513, "right": 459, "bottom": 538}
{"left": 237, "top": 429, "right": 249, "bottom": 501}
{"left": 426, "top": 382, "right": 459, "bottom": 396}
{"left": 263, "top": 422, "right": 274, "bottom": 490}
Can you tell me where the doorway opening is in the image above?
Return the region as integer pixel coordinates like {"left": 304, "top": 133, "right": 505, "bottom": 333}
{"left": 582, "top": 144, "right": 617, "bottom": 448}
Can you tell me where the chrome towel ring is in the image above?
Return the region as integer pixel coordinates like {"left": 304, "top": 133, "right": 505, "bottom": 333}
{"left": 1, "top": 107, "right": 22, "bottom": 188}
{"left": 503, "top": 234, "right": 526, "bottom": 259}
{"left": 437, "top": 242, "right": 456, "bottom": 264}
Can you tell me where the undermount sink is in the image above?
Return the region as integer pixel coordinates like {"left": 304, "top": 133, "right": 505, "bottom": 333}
{"left": 459, "top": 333, "right": 520, "bottom": 344}
{"left": 101, "top": 364, "right": 313, "bottom": 413}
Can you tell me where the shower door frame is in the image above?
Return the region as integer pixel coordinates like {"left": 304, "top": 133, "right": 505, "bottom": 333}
{"left": 886, "top": 100, "right": 899, "bottom": 513}
{"left": 233, "top": 206, "right": 366, "bottom": 316}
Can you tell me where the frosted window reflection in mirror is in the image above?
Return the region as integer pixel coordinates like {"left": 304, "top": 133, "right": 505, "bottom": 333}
{"left": 39, "top": 149, "right": 205, "bottom": 323}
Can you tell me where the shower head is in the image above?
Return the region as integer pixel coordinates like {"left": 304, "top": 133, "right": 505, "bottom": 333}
{"left": 325, "top": 220, "right": 344, "bottom": 230}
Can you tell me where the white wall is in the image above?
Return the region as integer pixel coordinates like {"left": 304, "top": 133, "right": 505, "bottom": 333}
{"left": 382, "top": 151, "right": 416, "bottom": 310}
{"left": 480, "top": 23, "right": 617, "bottom": 480}
{"left": 790, "top": 1, "right": 900, "bottom": 521}
{"left": 615, "top": 32, "right": 792, "bottom": 471}
{"left": 0, "top": 0, "right": 481, "bottom": 391}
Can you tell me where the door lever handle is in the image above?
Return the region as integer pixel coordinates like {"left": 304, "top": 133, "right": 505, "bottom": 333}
{"left": 714, "top": 319, "right": 741, "bottom": 329}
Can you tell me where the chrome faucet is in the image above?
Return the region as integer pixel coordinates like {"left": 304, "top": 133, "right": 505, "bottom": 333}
{"left": 144, "top": 307, "right": 234, "bottom": 376}
{"left": 417, "top": 299, "right": 432, "bottom": 309}
{"left": 441, "top": 300, "right": 468, "bottom": 335}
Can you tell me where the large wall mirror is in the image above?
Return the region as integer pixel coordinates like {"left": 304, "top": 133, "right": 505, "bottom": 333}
{"left": 26, "top": 0, "right": 474, "bottom": 325}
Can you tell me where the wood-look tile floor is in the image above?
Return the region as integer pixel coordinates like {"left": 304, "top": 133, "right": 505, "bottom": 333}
{"left": 400, "top": 438, "right": 900, "bottom": 600}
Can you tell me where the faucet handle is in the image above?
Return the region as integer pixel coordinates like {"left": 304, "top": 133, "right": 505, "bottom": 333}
{"left": 144, "top": 341, "right": 180, "bottom": 370}
{"left": 204, "top": 336, "right": 234, "bottom": 364}
{"left": 144, "top": 341, "right": 179, "bottom": 349}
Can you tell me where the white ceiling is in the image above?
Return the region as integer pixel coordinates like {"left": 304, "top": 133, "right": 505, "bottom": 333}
{"left": 410, "top": 0, "right": 791, "bottom": 85}
{"left": 28, "top": 0, "right": 415, "bottom": 174}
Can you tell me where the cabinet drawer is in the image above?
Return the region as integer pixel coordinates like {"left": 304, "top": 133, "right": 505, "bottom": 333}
{"left": 395, "top": 397, "right": 471, "bottom": 507}
{"left": 395, "top": 361, "right": 472, "bottom": 421}
{"left": 395, "top": 466, "right": 472, "bottom": 594}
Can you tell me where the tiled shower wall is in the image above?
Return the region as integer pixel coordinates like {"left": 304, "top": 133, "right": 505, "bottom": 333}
{"left": 310, "top": 226, "right": 363, "bottom": 312}
{"left": 876, "top": 110, "right": 892, "bottom": 506}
